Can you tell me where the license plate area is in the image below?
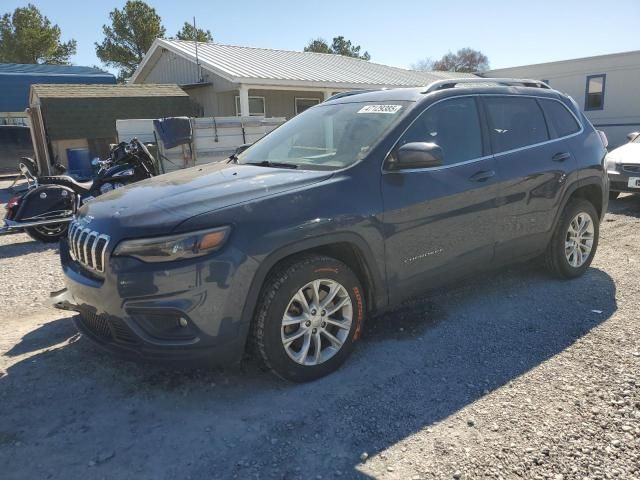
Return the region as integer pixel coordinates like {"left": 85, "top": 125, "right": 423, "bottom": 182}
{"left": 628, "top": 177, "right": 640, "bottom": 189}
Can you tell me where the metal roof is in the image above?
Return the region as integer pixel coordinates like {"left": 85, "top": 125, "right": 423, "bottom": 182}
{"left": 31, "top": 83, "right": 188, "bottom": 99}
{"left": 133, "top": 39, "right": 476, "bottom": 89}
{"left": 0, "top": 63, "right": 116, "bottom": 113}
{"left": 0, "top": 63, "right": 114, "bottom": 77}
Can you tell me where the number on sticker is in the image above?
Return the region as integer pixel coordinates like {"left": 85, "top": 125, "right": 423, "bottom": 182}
{"left": 358, "top": 105, "right": 402, "bottom": 114}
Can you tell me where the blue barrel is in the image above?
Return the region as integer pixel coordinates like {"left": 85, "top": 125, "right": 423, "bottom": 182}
{"left": 66, "top": 148, "right": 93, "bottom": 179}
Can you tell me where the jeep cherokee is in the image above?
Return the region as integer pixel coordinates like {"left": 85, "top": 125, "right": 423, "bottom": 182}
{"left": 52, "top": 78, "right": 609, "bottom": 382}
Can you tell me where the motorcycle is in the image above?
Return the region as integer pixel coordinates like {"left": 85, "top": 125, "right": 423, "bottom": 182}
{"left": 1, "top": 139, "right": 157, "bottom": 243}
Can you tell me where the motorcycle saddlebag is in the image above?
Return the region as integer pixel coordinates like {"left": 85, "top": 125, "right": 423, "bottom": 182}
{"left": 13, "top": 184, "right": 75, "bottom": 222}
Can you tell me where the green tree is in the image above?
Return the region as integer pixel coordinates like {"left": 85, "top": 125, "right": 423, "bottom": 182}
{"left": 0, "top": 4, "right": 76, "bottom": 64}
{"left": 95, "top": 0, "right": 165, "bottom": 81}
{"left": 304, "top": 38, "right": 331, "bottom": 54}
{"left": 432, "top": 48, "right": 489, "bottom": 73}
{"left": 304, "top": 36, "right": 370, "bottom": 60}
{"left": 176, "top": 22, "right": 213, "bottom": 42}
{"left": 330, "top": 36, "right": 370, "bottom": 61}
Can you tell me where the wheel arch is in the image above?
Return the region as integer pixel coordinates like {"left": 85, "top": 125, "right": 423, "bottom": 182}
{"left": 238, "top": 233, "right": 387, "bottom": 346}
{"left": 552, "top": 177, "right": 606, "bottom": 233}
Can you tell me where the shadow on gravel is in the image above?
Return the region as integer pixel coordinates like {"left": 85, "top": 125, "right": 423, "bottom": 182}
{"left": 0, "top": 264, "right": 617, "bottom": 480}
{"left": 0, "top": 238, "right": 59, "bottom": 259}
{"left": 4, "top": 318, "right": 78, "bottom": 357}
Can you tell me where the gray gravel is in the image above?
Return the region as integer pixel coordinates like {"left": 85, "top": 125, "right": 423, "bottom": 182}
{"left": 1, "top": 178, "right": 639, "bottom": 479}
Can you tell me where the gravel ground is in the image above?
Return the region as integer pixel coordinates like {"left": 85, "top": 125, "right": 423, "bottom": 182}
{"left": 1, "top": 178, "right": 639, "bottom": 480}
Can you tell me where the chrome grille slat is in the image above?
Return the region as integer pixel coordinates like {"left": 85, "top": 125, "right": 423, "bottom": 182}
{"left": 72, "top": 223, "right": 83, "bottom": 260}
{"left": 67, "top": 220, "right": 110, "bottom": 273}
{"left": 83, "top": 230, "right": 96, "bottom": 266}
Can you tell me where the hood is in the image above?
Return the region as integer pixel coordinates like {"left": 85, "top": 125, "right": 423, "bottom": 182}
{"left": 78, "top": 161, "right": 332, "bottom": 237}
{"left": 607, "top": 142, "right": 640, "bottom": 164}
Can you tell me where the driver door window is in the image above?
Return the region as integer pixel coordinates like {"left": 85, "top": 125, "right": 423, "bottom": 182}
{"left": 398, "top": 97, "right": 483, "bottom": 166}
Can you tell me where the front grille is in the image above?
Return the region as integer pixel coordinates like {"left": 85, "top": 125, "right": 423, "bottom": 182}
{"left": 68, "top": 220, "right": 110, "bottom": 273}
{"left": 80, "top": 311, "right": 111, "bottom": 340}
{"left": 109, "top": 318, "right": 138, "bottom": 344}
{"left": 622, "top": 164, "right": 640, "bottom": 174}
{"left": 78, "top": 310, "right": 139, "bottom": 344}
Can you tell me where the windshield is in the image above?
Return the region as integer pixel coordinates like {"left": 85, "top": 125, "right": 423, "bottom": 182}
{"left": 237, "top": 101, "right": 411, "bottom": 170}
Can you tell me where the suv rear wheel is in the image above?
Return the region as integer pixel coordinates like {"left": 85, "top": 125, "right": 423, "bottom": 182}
{"left": 544, "top": 198, "right": 599, "bottom": 278}
{"left": 251, "top": 255, "right": 365, "bottom": 382}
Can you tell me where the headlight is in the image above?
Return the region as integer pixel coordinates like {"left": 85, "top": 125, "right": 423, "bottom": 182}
{"left": 605, "top": 155, "right": 619, "bottom": 172}
{"left": 113, "top": 226, "right": 231, "bottom": 263}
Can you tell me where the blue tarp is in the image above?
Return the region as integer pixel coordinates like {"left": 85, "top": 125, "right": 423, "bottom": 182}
{"left": 0, "top": 63, "right": 116, "bottom": 113}
{"left": 153, "top": 117, "right": 193, "bottom": 149}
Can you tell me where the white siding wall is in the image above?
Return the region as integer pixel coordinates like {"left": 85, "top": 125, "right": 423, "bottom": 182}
{"left": 133, "top": 49, "right": 337, "bottom": 121}
{"left": 486, "top": 51, "right": 640, "bottom": 147}
{"left": 143, "top": 50, "right": 201, "bottom": 85}
{"left": 135, "top": 49, "right": 241, "bottom": 117}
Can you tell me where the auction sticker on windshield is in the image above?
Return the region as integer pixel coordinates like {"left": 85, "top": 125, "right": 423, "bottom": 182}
{"left": 358, "top": 105, "right": 403, "bottom": 114}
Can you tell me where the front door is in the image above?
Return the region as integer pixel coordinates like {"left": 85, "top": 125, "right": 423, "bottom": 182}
{"left": 381, "top": 96, "right": 500, "bottom": 304}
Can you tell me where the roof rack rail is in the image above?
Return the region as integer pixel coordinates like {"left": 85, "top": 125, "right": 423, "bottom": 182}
{"left": 422, "top": 78, "right": 551, "bottom": 94}
{"left": 326, "top": 89, "right": 384, "bottom": 101}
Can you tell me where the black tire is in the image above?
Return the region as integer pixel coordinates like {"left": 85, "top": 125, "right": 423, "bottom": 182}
{"left": 251, "top": 255, "right": 366, "bottom": 382}
{"left": 25, "top": 223, "right": 67, "bottom": 243}
{"left": 609, "top": 191, "right": 620, "bottom": 200}
{"left": 544, "top": 198, "right": 599, "bottom": 279}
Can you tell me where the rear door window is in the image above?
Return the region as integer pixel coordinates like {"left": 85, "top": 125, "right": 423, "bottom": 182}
{"left": 398, "top": 96, "right": 483, "bottom": 166}
{"left": 484, "top": 97, "right": 549, "bottom": 153}
{"left": 539, "top": 99, "right": 581, "bottom": 138}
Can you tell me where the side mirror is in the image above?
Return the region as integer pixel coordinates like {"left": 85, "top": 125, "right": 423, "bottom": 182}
{"left": 387, "top": 142, "right": 443, "bottom": 170}
{"left": 626, "top": 132, "right": 639, "bottom": 142}
{"left": 235, "top": 143, "right": 252, "bottom": 155}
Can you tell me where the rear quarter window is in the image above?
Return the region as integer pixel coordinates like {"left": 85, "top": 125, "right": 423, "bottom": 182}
{"left": 484, "top": 97, "right": 549, "bottom": 153}
{"left": 539, "top": 99, "right": 581, "bottom": 138}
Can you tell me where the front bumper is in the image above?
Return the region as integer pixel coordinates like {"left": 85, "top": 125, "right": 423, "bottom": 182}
{"left": 608, "top": 170, "right": 640, "bottom": 194}
{"left": 55, "top": 236, "right": 258, "bottom": 366}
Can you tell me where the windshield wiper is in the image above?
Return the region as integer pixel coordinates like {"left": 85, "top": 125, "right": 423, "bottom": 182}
{"left": 245, "top": 160, "right": 298, "bottom": 169}
{"left": 227, "top": 153, "right": 239, "bottom": 164}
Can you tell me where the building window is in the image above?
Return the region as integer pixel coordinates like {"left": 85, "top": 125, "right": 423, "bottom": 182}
{"left": 585, "top": 74, "right": 606, "bottom": 111}
{"left": 235, "top": 96, "right": 266, "bottom": 116}
{"left": 295, "top": 97, "right": 321, "bottom": 115}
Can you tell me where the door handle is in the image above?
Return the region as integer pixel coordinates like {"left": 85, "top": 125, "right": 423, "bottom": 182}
{"left": 552, "top": 152, "right": 572, "bottom": 162}
{"left": 469, "top": 170, "right": 495, "bottom": 182}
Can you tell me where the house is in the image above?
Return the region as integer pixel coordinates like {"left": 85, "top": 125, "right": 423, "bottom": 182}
{"left": 0, "top": 63, "right": 115, "bottom": 126}
{"left": 130, "top": 39, "right": 475, "bottom": 119}
{"left": 484, "top": 50, "right": 640, "bottom": 147}
{"left": 28, "top": 83, "right": 194, "bottom": 174}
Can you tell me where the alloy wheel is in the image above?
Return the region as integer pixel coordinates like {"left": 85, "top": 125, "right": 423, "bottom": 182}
{"left": 281, "top": 279, "right": 353, "bottom": 366}
{"left": 565, "top": 212, "right": 595, "bottom": 268}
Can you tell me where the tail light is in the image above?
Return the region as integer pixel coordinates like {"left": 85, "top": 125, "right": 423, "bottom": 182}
{"left": 5, "top": 195, "right": 21, "bottom": 220}
{"left": 6, "top": 195, "right": 21, "bottom": 210}
{"left": 597, "top": 130, "right": 609, "bottom": 149}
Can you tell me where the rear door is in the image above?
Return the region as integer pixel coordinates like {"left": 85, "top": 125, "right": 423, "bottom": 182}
{"left": 482, "top": 95, "right": 579, "bottom": 262}
{"left": 381, "top": 96, "right": 500, "bottom": 303}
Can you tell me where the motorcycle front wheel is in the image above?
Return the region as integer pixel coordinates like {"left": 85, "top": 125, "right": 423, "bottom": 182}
{"left": 25, "top": 223, "right": 68, "bottom": 243}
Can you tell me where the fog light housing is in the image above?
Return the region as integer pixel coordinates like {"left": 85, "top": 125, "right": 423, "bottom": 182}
{"left": 128, "top": 310, "right": 198, "bottom": 341}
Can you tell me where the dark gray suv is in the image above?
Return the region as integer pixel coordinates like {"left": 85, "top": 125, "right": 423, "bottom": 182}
{"left": 53, "top": 78, "right": 609, "bottom": 381}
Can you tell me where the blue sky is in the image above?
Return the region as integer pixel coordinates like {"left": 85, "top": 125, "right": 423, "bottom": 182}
{"left": 3, "top": 0, "right": 639, "bottom": 72}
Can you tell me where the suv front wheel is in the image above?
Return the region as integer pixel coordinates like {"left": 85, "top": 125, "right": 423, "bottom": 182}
{"left": 252, "top": 255, "right": 365, "bottom": 382}
{"left": 545, "top": 198, "right": 599, "bottom": 278}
